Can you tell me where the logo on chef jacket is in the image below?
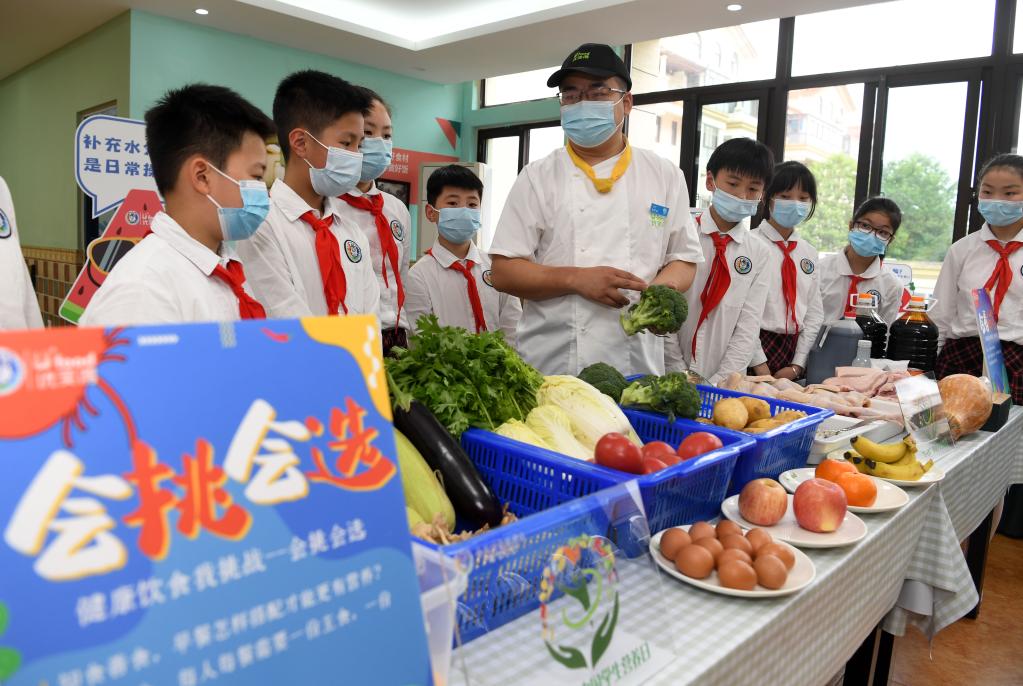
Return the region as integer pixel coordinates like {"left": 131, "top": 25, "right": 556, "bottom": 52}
{"left": 482, "top": 270, "right": 494, "bottom": 287}
{"left": 390, "top": 219, "right": 405, "bottom": 242}
{"left": 800, "top": 258, "right": 815, "bottom": 275}
{"left": 0, "top": 348, "right": 25, "bottom": 396}
{"left": 0, "top": 209, "right": 10, "bottom": 239}
{"left": 126, "top": 210, "right": 140, "bottom": 226}
{"left": 344, "top": 239, "right": 363, "bottom": 263}
{"left": 733, "top": 255, "right": 752, "bottom": 275}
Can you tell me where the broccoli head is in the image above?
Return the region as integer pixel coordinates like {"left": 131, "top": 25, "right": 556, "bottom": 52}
{"left": 620, "top": 372, "right": 701, "bottom": 421}
{"left": 620, "top": 285, "right": 688, "bottom": 336}
{"left": 577, "top": 362, "right": 629, "bottom": 401}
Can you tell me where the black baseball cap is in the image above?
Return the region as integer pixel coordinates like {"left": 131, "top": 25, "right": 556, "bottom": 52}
{"left": 547, "top": 43, "right": 632, "bottom": 91}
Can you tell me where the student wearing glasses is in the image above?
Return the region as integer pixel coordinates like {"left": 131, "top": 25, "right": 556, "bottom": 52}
{"left": 489, "top": 43, "right": 703, "bottom": 376}
{"left": 818, "top": 197, "right": 904, "bottom": 325}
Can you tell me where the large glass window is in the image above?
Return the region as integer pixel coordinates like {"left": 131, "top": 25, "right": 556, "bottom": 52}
{"left": 628, "top": 101, "right": 684, "bottom": 164}
{"left": 481, "top": 136, "right": 520, "bottom": 249}
{"left": 482, "top": 66, "right": 558, "bottom": 107}
{"left": 696, "top": 100, "right": 760, "bottom": 209}
{"left": 880, "top": 82, "right": 969, "bottom": 295}
{"left": 784, "top": 84, "right": 865, "bottom": 255}
{"left": 527, "top": 125, "right": 565, "bottom": 163}
{"left": 793, "top": 0, "right": 996, "bottom": 76}
{"left": 630, "top": 20, "right": 778, "bottom": 94}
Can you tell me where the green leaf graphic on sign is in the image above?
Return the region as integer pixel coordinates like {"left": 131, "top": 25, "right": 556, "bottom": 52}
{"left": 0, "top": 604, "right": 7, "bottom": 635}
{"left": 591, "top": 592, "right": 619, "bottom": 668}
{"left": 0, "top": 601, "right": 22, "bottom": 682}
{"left": 545, "top": 641, "right": 587, "bottom": 670}
{"left": 559, "top": 569, "right": 601, "bottom": 630}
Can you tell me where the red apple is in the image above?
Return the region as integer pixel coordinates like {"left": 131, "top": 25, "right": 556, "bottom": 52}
{"left": 737, "top": 478, "right": 788, "bottom": 526}
{"left": 793, "top": 478, "right": 848, "bottom": 533}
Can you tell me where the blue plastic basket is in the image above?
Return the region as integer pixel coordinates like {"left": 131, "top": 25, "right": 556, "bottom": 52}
{"left": 425, "top": 412, "right": 744, "bottom": 642}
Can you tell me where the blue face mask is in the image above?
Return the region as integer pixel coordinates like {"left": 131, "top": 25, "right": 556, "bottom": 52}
{"left": 435, "top": 207, "right": 481, "bottom": 244}
{"left": 771, "top": 199, "right": 811, "bottom": 229}
{"left": 206, "top": 165, "right": 270, "bottom": 241}
{"left": 978, "top": 199, "right": 1023, "bottom": 228}
{"left": 848, "top": 229, "right": 887, "bottom": 257}
{"left": 360, "top": 137, "right": 393, "bottom": 182}
{"left": 560, "top": 100, "right": 622, "bottom": 148}
{"left": 712, "top": 187, "right": 760, "bottom": 223}
{"left": 304, "top": 130, "right": 363, "bottom": 197}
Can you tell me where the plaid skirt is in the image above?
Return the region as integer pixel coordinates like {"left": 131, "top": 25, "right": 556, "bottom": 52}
{"left": 381, "top": 327, "right": 409, "bottom": 358}
{"left": 936, "top": 336, "right": 1023, "bottom": 404}
{"left": 759, "top": 330, "right": 800, "bottom": 374}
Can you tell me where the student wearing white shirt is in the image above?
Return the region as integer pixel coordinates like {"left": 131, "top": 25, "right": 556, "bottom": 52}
{"left": 818, "top": 197, "right": 905, "bottom": 326}
{"left": 489, "top": 44, "right": 702, "bottom": 376}
{"left": 748, "top": 162, "right": 825, "bottom": 380}
{"left": 81, "top": 85, "right": 273, "bottom": 327}
{"left": 666, "top": 138, "right": 774, "bottom": 385}
{"left": 933, "top": 154, "right": 1023, "bottom": 403}
{"left": 336, "top": 86, "right": 411, "bottom": 354}
{"left": 0, "top": 176, "right": 44, "bottom": 330}
{"left": 405, "top": 165, "right": 521, "bottom": 343}
{"left": 237, "top": 70, "right": 379, "bottom": 319}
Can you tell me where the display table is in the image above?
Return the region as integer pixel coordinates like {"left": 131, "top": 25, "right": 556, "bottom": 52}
{"left": 450, "top": 411, "right": 1023, "bottom": 686}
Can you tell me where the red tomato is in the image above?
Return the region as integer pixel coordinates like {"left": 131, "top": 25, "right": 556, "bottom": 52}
{"left": 642, "top": 456, "right": 669, "bottom": 474}
{"left": 677, "top": 432, "right": 724, "bottom": 461}
{"left": 595, "top": 432, "right": 644, "bottom": 474}
{"left": 658, "top": 452, "right": 683, "bottom": 466}
{"left": 642, "top": 441, "right": 676, "bottom": 460}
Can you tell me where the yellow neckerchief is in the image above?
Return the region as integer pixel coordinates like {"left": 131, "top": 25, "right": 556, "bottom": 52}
{"left": 565, "top": 139, "right": 632, "bottom": 193}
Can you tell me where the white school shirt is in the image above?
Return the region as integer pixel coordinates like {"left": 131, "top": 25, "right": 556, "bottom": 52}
{"left": 489, "top": 145, "right": 703, "bottom": 376}
{"left": 749, "top": 222, "right": 825, "bottom": 369}
{"left": 666, "top": 212, "right": 770, "bottom": 385}
{"left": 0, "top": 176, "right": 43, "bottom": 330}
{"left": 335, "top": 182, "right": 411, "bottom": 330}
{"left": 405, "top": 239, "right": 522, "bottom": 346}
{"left": 931, "top": 224, "right": 1023, "bottom": 345}
{"left": 80, "top": 212, "right": 253, "bottom": 327}
{"left": 818, "top": 250, "right": 903, "bottom": 325}
{"left": 235, "top": 179, "right": 380, "bottom": 319}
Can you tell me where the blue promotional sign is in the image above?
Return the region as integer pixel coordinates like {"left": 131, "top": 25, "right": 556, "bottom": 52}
{"left": 75, "top": 115, "right": 160, "bottom": 218}
{"left": 0, "top": 317, "right": 431, "bottom": 685}
{"left": 972, "top": 288, "right": 1011, "bottom": 395}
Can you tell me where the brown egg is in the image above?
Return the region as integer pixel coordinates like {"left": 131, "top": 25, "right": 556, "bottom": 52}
{"left": 689, "top": 521, "right": 716, "bottom": 542}
{"left": 718, "top": 560, "right": 757, "bottom": 591}
{"left": 716, "top": 520, "right": 743, "bottom": 539}
{"left": 720, "top": 533, "right": 754, "bottom": 556}
{"left": 694, "top": 536, "right": 724, "bottom": 560}
{"left": 758, "top": 542, "right": 796, "bottom": 571}
{"left": 746, "top": 528, "right": 773, "bottom": 552}
{"left": 753, "top": 554, "right": 788, "bottom": 590}
{"left": 674, "top": 544, "right": 715, "bottom": 579}
{"left": 716, "top": 548, "right": 752, "bottom": 569}
{"left": 659, "top": 528, "right": 692, "bottom": 561}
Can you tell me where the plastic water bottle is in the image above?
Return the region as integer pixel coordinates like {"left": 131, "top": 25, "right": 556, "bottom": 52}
{"left": 851, "top": 339, "right": 873, "bottom": 368}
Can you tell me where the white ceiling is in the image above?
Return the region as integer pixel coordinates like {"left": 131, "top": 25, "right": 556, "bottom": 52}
{"left": 0, "top": 0, "right": 889, "bottom": 84}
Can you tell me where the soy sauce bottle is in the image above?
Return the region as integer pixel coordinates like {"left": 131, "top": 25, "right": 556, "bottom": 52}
{"left": 888, "top": 295, "right": 939, "bottom": 372}
{"left": 853, "top": 292, "right": 888, "bottom": 359}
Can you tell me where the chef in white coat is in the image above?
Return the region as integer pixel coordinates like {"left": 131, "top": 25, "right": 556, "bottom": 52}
{"left": 0, "top": 176, "right": 44, "bottom": 330}
{"left": 489, "top": 44, "right": 702, "bottom": 376}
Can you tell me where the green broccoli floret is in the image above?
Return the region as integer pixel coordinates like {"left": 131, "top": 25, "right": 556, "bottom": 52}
{"left": 620, "top": 372, "right": 701, "bottom": 421}
{"left": 620, "top": 285, "right": 688, "bottom": 336}
{"left": 578, "top": 362, "right": 629, "bottom": 401}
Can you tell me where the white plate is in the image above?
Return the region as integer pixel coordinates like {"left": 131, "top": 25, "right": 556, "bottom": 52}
{"left": 778, "top": 468, "right": 909, "bottom": 513}
{"left": 825, "top": 449, "right": 946, "bottom": 488}
{"left": 649, "top": 526, "right": 815, "bottom": 598}
{"left": 720, "top": 494, "right": 867, "bottom": 548}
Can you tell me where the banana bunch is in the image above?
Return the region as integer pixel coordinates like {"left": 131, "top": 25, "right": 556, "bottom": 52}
{"left": 844, "top": 435, "right": 933, "bottom": 481}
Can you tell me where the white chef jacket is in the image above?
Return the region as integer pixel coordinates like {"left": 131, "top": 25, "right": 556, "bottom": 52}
{"left": 931, "top": 224, "right": 1023, "bottom": 345}
{"left": 489, "top": 145, "right": 703, "bottom": 376}
{"left": 80, "top": 212, "right": 254, "bottom": 327}
{"left": 235, "top": 179, "right": 380, "bottom": 319}
{"left": 749, "top": 222, "right": 825, "bottom": 369}
{"left": 666, "top": 212, "right": 770, "bottom": 385}
{"left": 335, "top": 182, "right": 411, "bottom": 330}
{"left": 405, "top": 239, "right": 521, "bottom": 346}
{"left": 0, "top": 176, "right": 43, "bottom": 330}
{"left": 819, "top": 250, "right": 903, "bottom": 325}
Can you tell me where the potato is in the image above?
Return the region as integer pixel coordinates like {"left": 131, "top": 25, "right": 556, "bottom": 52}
{"left": 738, "top": 397, "right": 771, "bottom": 424}
{"left": 742, "top": 427, "right": 770, "bottom": 434}
{"left": 774, "top": 410, "right": 808, "bottom": 423}
{"left": 695, "top": 417, "right": 714, "bottom": 425}
{"left": 748, "top": 418, "right": 784, "bottom": 430}
{"left": 712, "top": 398, "right": 749, "bottom": 430}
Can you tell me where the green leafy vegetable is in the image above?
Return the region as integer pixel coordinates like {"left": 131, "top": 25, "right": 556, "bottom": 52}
{"left": 620, "top": 372, "right": 701, "bottom": 421}
{"left": 386, "top": 315, "right": 543, "bottom": 436}
{"left": 620, "top": 285, "right": 688, "bottom": 336}
{"left": 577, "top": 363, "right": 629, "bottom": 401}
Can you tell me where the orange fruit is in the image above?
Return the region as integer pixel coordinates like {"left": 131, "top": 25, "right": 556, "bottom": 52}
{"left": 815, "top": 458, "right": 858, "bottom": 483}
{"left": 835, "top": 472, "right": 877, "bottom": 507}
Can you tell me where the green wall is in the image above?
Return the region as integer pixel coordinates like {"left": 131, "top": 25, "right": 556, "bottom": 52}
{"left": 0, "top": 13, "right": 131, "bottom": 249}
